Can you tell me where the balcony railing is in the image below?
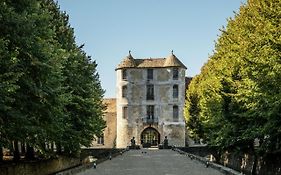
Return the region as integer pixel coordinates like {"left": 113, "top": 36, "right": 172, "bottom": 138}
{"left": 142, "top": 117, "right": 158, "bottom": 124}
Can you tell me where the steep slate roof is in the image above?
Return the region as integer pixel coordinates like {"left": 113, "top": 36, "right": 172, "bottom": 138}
{"left": 164, "top": 54, "right": 187, "bottom": 69}
{"left": 116, "top": 52, "right": 187, "bottom": 70}
{"left": 116, "top": 52, "right": 136, "bottom": 68}
{"left": 134, "top": 58, "right": 165, "bottom": 68}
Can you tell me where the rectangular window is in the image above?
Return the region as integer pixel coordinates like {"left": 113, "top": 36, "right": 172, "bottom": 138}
{"left": 147, "top": 105, "right": 154, "bottom": 119}
{"left": 146, "top": 84, "right": 154, "bottom": 100}
{"left": 173, "top": 85, "right": 179, "bottom": 98}
{"left": 173, "top": 68, "right": 179, "bottom": 80}
{"left": 173, "top": 105, "right": 179, "bottom": 122}
{"left": 122, "top": 85, "right": 127, "bottom": 98}
{"left": 97, "top": 134, "right": 104, "bottom": 145}
{"left": 147, "top": 69, "right": 153, "bottom": 80}
{"left": 122, "top": 69, "right": 127, "bottom": 80}
{"left": 123, "top": 106, "right": 128, "bottom": 119}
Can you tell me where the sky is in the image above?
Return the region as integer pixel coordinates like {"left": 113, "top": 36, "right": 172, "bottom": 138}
{"left": 56, "top": 0, "right": 246, "bottom": 98}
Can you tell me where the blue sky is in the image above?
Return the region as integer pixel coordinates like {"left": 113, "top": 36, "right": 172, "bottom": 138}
{"left": 56, "top": 0, "right": 246, "bottom": 98}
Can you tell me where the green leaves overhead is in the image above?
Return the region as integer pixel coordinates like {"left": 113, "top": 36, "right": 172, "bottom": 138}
{"left": 185, "top": 0, "right": 281, "bottom": 153}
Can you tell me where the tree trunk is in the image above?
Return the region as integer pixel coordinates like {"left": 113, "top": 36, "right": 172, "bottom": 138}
{"left": 212, "top": 149, "right": 221, "bottom": 163}
{"left": 13, "top": 140, "right": 20, "bottom": 162}
{"left": 57, "top": 142, "right": 62, "bottom": 154}
{"left": 64, "top": 146, "right": 70, "bottom": 155}
{"left": 251, "top": 153, "right": 257, "bottom": 175}
{"left": 21, "top": 142, "right": 26, "bottom": 155}
{"left": 250, "top": 141, "right": 257, "bottom": 175}
{"left": 40, "top": 141, "right": 46, "bottom": 153}
{"left": 0, "top": 146, "right": 3, "bottom": 162}
{"left": 25, "top": 144, "right": 35, "bottom": 160}
{"left": 51, "top": 142, "right": 54, "bottom": 152}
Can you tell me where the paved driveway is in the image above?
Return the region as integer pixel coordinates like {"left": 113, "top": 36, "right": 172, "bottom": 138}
{"left": 77, "top": 149, "right": 224, "bottom": 175}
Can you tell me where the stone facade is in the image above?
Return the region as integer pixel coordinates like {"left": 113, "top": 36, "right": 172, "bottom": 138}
{"left": 91, "top": 99, "right": 117, "bottom": 148}
{"left": 0, "top": 156, "right": 81, "bottom": 175}
{"left": 115, "top": 52, "right": 187, "bottom": 148}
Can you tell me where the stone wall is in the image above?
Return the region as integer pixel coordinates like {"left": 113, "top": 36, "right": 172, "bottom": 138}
{"left": 0, "top": 148, "right": 126, "bottom": 175}
{"left": 179, "top": 146, "right": 218, "bottom": 157}
{"left": 221, "top": 151, "right": 281, "bottom": 175}
{"left": 91, "top": 98, "right": 117, "bottom": 148}
{"left": 179, "top": 146, "right": 281, "bottom": 175}
{"left": 164, "top": 124, "right": 185, "bottom": 146}
{"left": 116, "top": 67, "right": 186, "bottom": 148}
{"left": 56, "top": 148, "right": 126, "bottom": 175}
{"left": 0, "top": 156, "right": 80, "bottom": 175}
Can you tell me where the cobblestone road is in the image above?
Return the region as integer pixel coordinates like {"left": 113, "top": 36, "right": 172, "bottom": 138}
{"left": 76, "top": 149, "right": 224, "bottom": 175}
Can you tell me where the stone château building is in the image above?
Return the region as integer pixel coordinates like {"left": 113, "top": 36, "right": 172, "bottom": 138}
{"left": 92, "top": 51, "right": 187, "bottom": 148}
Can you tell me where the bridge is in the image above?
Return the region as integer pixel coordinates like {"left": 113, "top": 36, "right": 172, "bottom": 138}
{"left": 76, "top": 149, "right": 224, "bottom": 175}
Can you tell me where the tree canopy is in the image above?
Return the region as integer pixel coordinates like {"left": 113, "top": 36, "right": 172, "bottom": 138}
{"left": 185, "top": 0, "right": 281, "bottom": 153}
{"left": 0, "top": 0, "right": 105, "bottom": 160}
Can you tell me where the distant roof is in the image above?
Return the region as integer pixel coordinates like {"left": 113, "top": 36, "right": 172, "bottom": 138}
{"left": 116, "top": 52, "right": 187, "bottom": 70}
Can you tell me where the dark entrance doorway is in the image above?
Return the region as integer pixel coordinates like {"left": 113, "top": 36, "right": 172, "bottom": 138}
{"left": 141, "top": 127, "right": 160, "bottom": 148}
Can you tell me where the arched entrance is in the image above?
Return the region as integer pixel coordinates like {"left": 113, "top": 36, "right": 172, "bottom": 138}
{"left": 141, "top": 127, "right": 160, "bottom": 148}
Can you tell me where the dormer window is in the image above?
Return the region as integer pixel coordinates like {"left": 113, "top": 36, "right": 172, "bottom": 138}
{"left": 173, "top": 68, "right": 179, "bottom": 80}
{"left": 147, "top": 69, "right": 153, "bottom": 80}
{"left": 122, "top": 69, "right": 127, "bottom": 80}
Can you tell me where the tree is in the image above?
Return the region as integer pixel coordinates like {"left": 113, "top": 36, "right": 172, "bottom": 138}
{"left": 0, "top": 0, "right": 106, "bottom": 160}
{"left": 42, "top": 0, "right": 106, "bottom": 154}
{"left": 185, "top": 0, "right": 281, "bottom": 154}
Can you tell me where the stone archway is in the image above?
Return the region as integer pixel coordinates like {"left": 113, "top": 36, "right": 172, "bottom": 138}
{"left": 141, "top": 127, "right": 160, "bottom": 148}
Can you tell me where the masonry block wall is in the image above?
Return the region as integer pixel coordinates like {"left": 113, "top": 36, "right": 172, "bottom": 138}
{"left": 91, "top": 99, "right": 117, "bottom": 148}
{"left": 115, "top": 52, "right": 187, "bottom": 148}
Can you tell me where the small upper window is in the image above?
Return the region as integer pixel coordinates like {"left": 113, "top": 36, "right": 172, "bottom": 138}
{"left": 122, "top": 69, "right": 127, "bottom": 80}
{"left": 173, "top": 68, "right": 179, "bottom": 80}
{"left": 147, "top": 69, "right": 153, "bottom": 80}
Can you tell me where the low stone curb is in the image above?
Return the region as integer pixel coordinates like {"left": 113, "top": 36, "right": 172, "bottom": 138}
{"left": 174, "top": 148, "right": 241, "bottom": 175}
{"left": 53, "top": 149, "right": 128, "bottom": 175}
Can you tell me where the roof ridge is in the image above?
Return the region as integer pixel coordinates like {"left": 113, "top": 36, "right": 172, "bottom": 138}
{"left": 116, "top": 53, "right": 187, "bottom": 70}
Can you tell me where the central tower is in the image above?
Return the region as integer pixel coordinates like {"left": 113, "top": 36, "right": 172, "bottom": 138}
{"left": 115, "top": 51, "right": 187, "bottom": 148}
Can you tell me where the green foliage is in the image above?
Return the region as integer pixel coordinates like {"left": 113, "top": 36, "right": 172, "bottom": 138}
{"left": 0, "top": 0, "right": 105, "bottom": 158}
{"left": 185, "top": 0, "right": 281, "bottom": 153}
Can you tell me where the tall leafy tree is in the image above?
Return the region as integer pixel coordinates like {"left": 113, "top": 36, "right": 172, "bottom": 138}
{"left": 0, "top": 0, "right": 106, "bottom": 160}
{"left": 1, "top": 0, "right": 67, "bottom": 160}
{"left": 42, "top": 0, "right": 106, "bottom": 154}
{"left": 185, "top": 0, "right": 281, "bottom": 154}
